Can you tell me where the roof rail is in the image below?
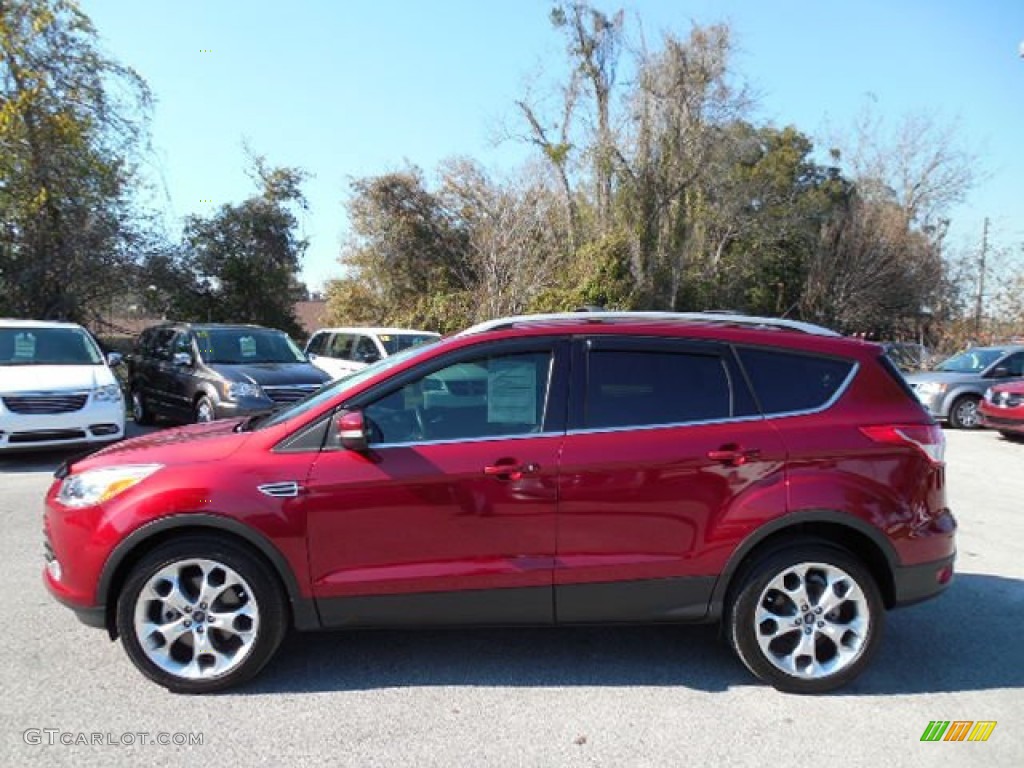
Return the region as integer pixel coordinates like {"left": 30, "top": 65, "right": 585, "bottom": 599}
{"left": 456, "top": 311, "right": 841, "bottom": 337}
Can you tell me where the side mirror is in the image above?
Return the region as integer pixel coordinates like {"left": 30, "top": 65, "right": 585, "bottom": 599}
{"left": 336, "top": 410, "right": 369, "bottom": 452}
{"left": 991, "top": 366, "right": 1011, "bottom": 379}
{"left": 360, "top": 351, "right": 381, "bottom": 364}
{"left": 107, "top": 352, "right": 123, "bottom": 367}
{"left": 172, "top": 352, "right": 193, "bottom": 367}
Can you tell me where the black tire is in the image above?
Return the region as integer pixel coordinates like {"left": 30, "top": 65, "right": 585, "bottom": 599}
{"left": 130, "top": 389, "right": 155, "bottom": 425}
{"left": 115, "top": 536, "right": 287, "bottom": 694}
{"left": 194, "top": 394, "right": 215, "bottom": 424}
{"left": 726, "top": 542, "right": 884, "bottom": 694}
{"left": 947, "top": 395, "right": 981, "bottom": 429}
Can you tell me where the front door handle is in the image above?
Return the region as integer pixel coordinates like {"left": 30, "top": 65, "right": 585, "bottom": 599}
{"left": 483, "top": 461, "right": 540, "bottom": 480}
{"left": 707, "top": 445, "right": 761, "bottom": 467}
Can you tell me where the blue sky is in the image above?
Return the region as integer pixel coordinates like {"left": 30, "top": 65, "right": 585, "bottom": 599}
{"left": 81, "top": 0, "right": 1024, "bottom": 291}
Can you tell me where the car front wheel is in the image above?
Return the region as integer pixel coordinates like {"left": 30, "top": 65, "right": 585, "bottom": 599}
{"left": 948, "top": 395, "right": 981, "bottom": 429}
{"left": 116, "top": 537, "right": 287, "bottom": 693}
{"left": 726, "top": 543, "right": 884, "bottom": 694}
{"left": 194, "top": 395, "right": 215, "bottom": 424}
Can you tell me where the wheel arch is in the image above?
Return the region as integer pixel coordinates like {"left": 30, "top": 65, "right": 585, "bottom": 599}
{"left": 709, "top": 510, "right": 899, "bottom": 620}
{"left": 97, "top": 513, "right": 320, "bottom": 639}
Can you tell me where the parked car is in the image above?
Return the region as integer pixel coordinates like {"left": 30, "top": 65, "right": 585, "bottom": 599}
{"left": 44, "top": 311, "right": 955, "bottom": 694}
{"left": 127, "top": 323, "right": 330, "bottom": 425}
{"left": 905, "top": 345, "right": 1024, "bottom": 428}
{"left": 1, "top": 319, "right": 125, "bottom": 452}
{"left": 305, "top": 327, "right": 440, "bottom": 380}
{"left": 980, "top": 380, "right": 1024, "bottom": 439}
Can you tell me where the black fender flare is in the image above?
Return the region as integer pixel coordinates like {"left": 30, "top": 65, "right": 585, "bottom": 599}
{"left": 97, "top": 513, "right": 320, "bottom": 633}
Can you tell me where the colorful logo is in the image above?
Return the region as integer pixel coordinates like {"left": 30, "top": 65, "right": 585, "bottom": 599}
{"left": 920, "top": 721, "right": 997, "bottom": 742}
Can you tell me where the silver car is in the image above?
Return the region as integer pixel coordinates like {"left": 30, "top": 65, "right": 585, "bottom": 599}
{"left": 905, "top": 345, "right": 1024, "bottom": 428}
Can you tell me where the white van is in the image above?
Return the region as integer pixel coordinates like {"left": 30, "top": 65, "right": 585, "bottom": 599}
{"left": 304, "top": 327, "right": 440, "bottom": 380}
{"left": 0, "top": 319, "right": 126, "bottom": 452}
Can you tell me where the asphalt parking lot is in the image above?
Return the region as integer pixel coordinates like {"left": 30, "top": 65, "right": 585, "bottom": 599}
{"left": 1, "top": 427, "right": 1022, "bottom": 767}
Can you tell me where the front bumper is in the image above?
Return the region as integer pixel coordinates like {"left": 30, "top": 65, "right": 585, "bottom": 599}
{"left": 892, "top": 554, "right": 955, "bottom": 607}
{"left": 0, "top": 400, "right": 125, "bottom": 452}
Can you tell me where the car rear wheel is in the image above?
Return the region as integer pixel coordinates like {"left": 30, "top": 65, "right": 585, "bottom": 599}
{"left": 131, "top": 390, "right": 155, "bottom": 425}
{"left": 948, "top": 395, "right": 981, "bottom": 429}
{"left": 194, "top": 395, "right": 215, "bottom": 424}
{"left": 116, "top": 537, "right": 287, "bottom": 694}
{"left": 726, "top": 543, "right": 884, "bottom": 694}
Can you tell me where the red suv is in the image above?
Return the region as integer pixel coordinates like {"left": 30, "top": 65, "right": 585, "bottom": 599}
{"left": 43, "top": 312, "right": 956, "bottom": 694}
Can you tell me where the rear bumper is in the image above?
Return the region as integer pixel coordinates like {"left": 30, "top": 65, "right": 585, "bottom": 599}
{"left": 892, "top": 554, "right": 955, "bottom": 607}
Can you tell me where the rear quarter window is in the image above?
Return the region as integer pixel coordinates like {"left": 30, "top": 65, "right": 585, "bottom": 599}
{"left": 737, "top": 347, "right": 854, "bottom": 415}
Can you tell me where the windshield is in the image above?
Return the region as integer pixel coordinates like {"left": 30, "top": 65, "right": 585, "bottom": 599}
{"left": 255, "top": 338, "right": 440, "bottom": 430}
{"left": 379, "top": 333, "right": 440, "bottom": 355}
{"left": 0, "top": 327, "right": 103, "bottom": 366}
{"left": 935, "top": 348, "right": 1004, "bottom": 373}
{"left": 196, "top": 328, "right": 306, "bottom": 365}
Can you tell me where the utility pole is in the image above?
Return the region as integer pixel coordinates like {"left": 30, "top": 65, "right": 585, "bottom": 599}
{"left": 974, "top": 217, "right": 988, "bottom": 337}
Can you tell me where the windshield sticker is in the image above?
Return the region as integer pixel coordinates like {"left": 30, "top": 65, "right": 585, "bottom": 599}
{"left": 14, "top": 332, "right": 36, "bottom": 359}
{"left": 379, "top": 335, "right": 392, "bottom": 342}
{"left": 487, "top": 359, "right": 537, "bottom": 424}
{"left": 239, "top": 335, "right": 257, "bottom": 358}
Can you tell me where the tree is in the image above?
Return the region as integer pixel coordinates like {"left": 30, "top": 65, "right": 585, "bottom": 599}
{"left": 143, "top": 157, "right": 309, "bottom": 336}
{"left": 0, "top": 0, "right": 152, "bottom": 321}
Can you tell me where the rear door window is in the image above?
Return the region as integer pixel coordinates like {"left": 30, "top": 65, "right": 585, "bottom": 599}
{"left": 582, "top": 342, "right": 752, "bottom": 429}
{"left": 736, "top": 348, "right": 855, "bottom": 415}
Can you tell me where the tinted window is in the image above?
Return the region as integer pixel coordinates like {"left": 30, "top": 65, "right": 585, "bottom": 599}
{"left": 585, "top": 349, "right": 734, "bottom": 429}
{"left": 0, "top": 327, "right": 103, "bottom": 366}
{"left": 935, "top": 348, "right": 1004, "bottom": 373}
{"left": 999, "top": 352, "right": 1024, "bottom": 376}
{"left": 379, "top": 333, "right": 439, "bottom": 355}
{"left": 328, "top": 333, "right": 354, "bottom": 359}
{"left": 306, "top": 332, "right": 327, "bottom": 356}
{"left": 353, "top": 336, "right": 380, "bottom": 363}
{"left": 737, "top": 348, "right": 854, "bottom": 414}
{"left": 365, "top": 351, "right": 552, "bottom": 444}
{"left": 172, "top": 332, "right": 193, "bottom": 356}
{"left": 151, "top": 329, "right": 177, "bottom": 361}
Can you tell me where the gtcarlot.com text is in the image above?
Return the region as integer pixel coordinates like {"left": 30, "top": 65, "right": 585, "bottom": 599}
{"left": 23, "top": 729, "right": 203, "bottom": 747}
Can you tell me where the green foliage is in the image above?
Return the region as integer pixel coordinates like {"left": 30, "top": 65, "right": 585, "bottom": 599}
{"left": 0, "top": 0, "right": 151, "bottom": 321}
{"left": 141, "top": 160, "right": 309, "bottom": 336}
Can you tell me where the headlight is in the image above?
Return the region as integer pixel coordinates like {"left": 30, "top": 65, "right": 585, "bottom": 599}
{"left": 984, "top": 387, "right": 994, "bottom": 403}
{"left": 227, "top": 382, "right": 263, "bottom": 400}
{"left": 57, "top": 464, "right": 162, "bottom": 508}
{"left": 915, "top": 381, "right": 947, "bottom": 398}
{"left": 92, "top": 383, "right": 123, "bottom": 403}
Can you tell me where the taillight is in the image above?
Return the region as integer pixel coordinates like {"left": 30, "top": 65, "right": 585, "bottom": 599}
{"left": 860, "top": 424, "right": 945, "bottom": 464}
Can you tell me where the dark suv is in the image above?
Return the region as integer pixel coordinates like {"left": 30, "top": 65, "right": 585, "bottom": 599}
{"left": 44, "top": 312, "right": 955, "bottom": 694}
{"left": 127, "top": 323, "right": 330, "bottom": 424}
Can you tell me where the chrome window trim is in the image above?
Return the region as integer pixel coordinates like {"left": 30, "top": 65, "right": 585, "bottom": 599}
{"left": 361, "top": 430, "right": 564, "bottom": 451}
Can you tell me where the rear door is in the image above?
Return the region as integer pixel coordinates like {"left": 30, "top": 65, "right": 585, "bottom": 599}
{"left": 554, "top": 336, "right": 788, "bottom": 623}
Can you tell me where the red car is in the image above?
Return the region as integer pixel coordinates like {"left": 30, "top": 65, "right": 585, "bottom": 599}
{"left": 43, "top": 312, "right": 956, "bottom": 694}
{"left": 980, "top": 380, "right": 1024, "bottom": 438}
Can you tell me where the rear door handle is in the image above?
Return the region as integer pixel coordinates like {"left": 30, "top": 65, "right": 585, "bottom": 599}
{"left": 483, "top": 462, "right": 540, "bottom": 480}
{"left": 707, "top": 445, "right": 761, "bottom": 467}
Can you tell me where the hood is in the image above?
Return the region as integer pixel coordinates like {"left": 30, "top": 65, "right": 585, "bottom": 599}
{"left": 207, "top": 362, "right": 330, "bottom": 387}
{"left": 904, "top": 370, "right": 985, "bottom": 386}
{"left": 0, "top": 364, "right": 114, "bottom": 394}
{"left": 71, "top": 419, "right": 246, "bottom": 472}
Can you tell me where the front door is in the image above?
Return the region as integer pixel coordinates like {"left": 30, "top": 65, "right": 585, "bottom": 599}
{"left": 304, "top": 338, "right": 569, "bottom": 627}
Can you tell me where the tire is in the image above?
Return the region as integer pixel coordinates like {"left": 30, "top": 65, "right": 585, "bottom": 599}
{"left": 948, "top": 395, "right": 981, "bottom": 429}
{"left": 115, "top": 536, "right": 287, "bottom": 694}
{"left": 131, "top": 389, "right": 155, "bottom": 425}
{"left": 726, "top": 543, "right": 884, "bottom": 694}
{"left": 194, "top": 395, "right": 215, "bottom": 424}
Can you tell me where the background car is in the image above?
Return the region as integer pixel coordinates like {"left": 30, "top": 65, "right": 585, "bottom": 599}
{"left": 980, "top": 380, "right": 1024, "bottom": 439}
{"left": 128, "top": 322, "right": 330, "bottom": 424}
{"left": 305, "top": 327, "right": 440, "bottom": 380}
{"left": 905, "top": 345, "right": 1024, "bottom": 428}
{"left": 0, "top": 319, "right": 124, "bottom": 452}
